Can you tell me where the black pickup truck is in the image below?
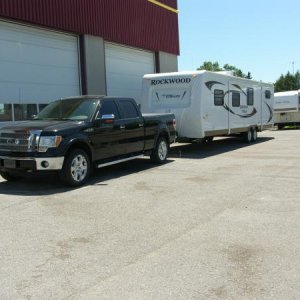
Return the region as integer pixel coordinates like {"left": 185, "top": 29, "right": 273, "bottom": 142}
{"left": 0, "top": 96, "right": 176, "bottom": 186}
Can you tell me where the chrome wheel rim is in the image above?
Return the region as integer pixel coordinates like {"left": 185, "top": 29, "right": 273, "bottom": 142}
{"left": 70, "top": 154, "right": 88, "bottom": 182}
{"left": 158, "top": 140, "right": 168, "bottom": 161}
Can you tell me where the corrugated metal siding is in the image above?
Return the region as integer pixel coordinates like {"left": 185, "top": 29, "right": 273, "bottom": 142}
{"left": 0, "top": 0, "right": 179, "bottom": 55}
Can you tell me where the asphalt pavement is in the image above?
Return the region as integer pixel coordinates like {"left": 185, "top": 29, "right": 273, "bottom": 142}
{"left": 0, "top": 129, "right": 299, "bottom": 299}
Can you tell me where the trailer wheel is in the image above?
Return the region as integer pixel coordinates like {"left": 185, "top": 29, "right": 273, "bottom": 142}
{"left": 252, "top": 128, "right": 257, "bottom": 142}
{"left": 0, "top": 171, "right": 23, "bottom": 181}
{"left": 60, "top": 149, "right": 91, "bottom": 187}
{"left": 150, "top": 136, "right": 169, "bottom": 164}
{"left": 244, "top": 129, "right": 252, "bottom": 143}
{"left": 277, "top": 124, "right": 284, "bottom": 130}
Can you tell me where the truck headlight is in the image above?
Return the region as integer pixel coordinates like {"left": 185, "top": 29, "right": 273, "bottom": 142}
{"left": 38, "top": 136, "right": 63, "bottom": 152}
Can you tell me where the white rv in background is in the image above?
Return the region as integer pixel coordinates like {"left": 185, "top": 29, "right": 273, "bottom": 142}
{"left": 274, "top": 90, "right": 300, "bottom": 129}
{"left": 141, "top": 71, "right": 274, "bottom": 143}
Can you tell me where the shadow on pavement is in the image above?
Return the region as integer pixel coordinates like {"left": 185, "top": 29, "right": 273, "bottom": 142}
{"left": 277, "top": 127, "right": 300, "bottom": 131}
{"left": 169, "top": 136, "right": 274, "bottom": 159}
{"left": 0, "top": 136, "right": 273, "bottom": 195}
{"left": 0, "top": 158, "right": 173, "bottom": 196}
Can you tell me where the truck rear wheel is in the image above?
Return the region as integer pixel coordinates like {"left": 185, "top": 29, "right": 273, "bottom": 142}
{"left": 203, "top": 137, "right": 213, "bottom": 143}
{"left": 60, "top": 149, "right": 91, "bottom": 187}
{"left": 0, "top": 171, "right": 23, "bottom": 181}
{"left": 151, "top": 136, "right": 169, "bottom": 164}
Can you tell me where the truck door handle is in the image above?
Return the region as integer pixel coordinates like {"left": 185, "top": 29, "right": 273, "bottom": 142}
{"left": 120, "top": 125, "right": 125, "bottom": 129}
{"left": 138, "top": 123, "right": 144, "bottom": 127}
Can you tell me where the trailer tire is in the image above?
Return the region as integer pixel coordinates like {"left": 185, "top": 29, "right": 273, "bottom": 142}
{"left": 252, "top": 128, "right": 257, "bottom": 142}
{"left": 244, "top": 129, "right": 252, "bottom": 143}
{"left": 60, "top": 149, "right": 91, "bottom": 187}
{"left": 150, "top": 136, "right": 169, "bottom": 164}
{"left": 0, "top": 171, "right": 23, "bottom": 182}
{"left": 277, "top": 124, "right": 284, "bottom": 130}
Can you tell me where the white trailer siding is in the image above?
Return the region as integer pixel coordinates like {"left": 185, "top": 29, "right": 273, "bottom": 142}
{"left": 274, "top": 91, "right": 299, "bottom": 112}
{"left": 274, "top": 90, "right": 300, "bottom": 127}
{"left": 142, "top": 71, "right": 274, "bottom": 140}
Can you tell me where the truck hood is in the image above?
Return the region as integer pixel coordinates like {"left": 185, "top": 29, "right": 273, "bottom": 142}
{"left": 0, "top": 120, "right": 87, "bottom": 133}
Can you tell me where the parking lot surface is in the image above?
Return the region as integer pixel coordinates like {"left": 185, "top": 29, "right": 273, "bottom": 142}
{"left": 0, "top": 129, "right": 300, "bottom": 299}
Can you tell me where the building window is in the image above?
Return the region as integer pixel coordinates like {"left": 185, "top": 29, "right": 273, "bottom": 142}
{"left": 214, "top": 89, "right": 224, "bottom": 106}
{"left": 0, "top": 104, "right": 12, "bottom": 121}
{"left": 265, "top": 90, "right": 271, "bottom": 99}
{"left": 247, "top": 88, "right": 254, "bottom": 106}
{"left": 14, "top": 104, "right": 38, "bottom": 121}
{"left": 232, "top": 92, "right": 240, "bottom": 107}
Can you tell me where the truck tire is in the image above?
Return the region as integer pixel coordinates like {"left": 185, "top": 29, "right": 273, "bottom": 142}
{"left": 0, "top": 171, "right": 22, "bottom": 181}
{"left": 150, "top": 136, "right": 169, "bottom": 164}
{"left": 252, "top": 128, "right": 257, "bottom": 142}
{"left": 203, "top": 137, "right": 213, "bottom": 143}
{"left": 60, "top": 149, "right": 91, "bottom": 187}
{"left": 244, "top": 129, "right": 252, "bottom": 143}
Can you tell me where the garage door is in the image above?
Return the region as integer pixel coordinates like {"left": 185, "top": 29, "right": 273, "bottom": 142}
{"left": 0, "top": 21, "right": 80, "bottom": 115}
{"left": 105, "top": 43, "right": 155, "bottom": 104}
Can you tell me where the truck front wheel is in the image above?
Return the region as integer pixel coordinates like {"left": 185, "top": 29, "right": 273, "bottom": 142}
{"left": 60, "top": 149, "right": 91, "bottom": 187}
{"left": 151, "top": 136, "right": 169, "bottom": 164}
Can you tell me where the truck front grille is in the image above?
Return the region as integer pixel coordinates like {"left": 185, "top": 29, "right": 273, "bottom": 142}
{"left": 0, "top": 131, "right": 32, "bottom": 152}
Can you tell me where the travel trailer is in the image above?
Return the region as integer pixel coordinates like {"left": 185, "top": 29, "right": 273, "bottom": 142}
{"left": 141, "top": 71, "right": 274, "bottom": 142}
{"left": 274, "top": 90, "right": 300, "bottom": 129}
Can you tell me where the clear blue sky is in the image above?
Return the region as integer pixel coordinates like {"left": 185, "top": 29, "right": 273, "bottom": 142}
{"left": 177, "top": 0, "right": 299, "bottom": 83}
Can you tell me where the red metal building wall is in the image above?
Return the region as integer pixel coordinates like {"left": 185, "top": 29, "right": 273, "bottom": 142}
{"left": 0, "top": 0, "right": 179, "bottom": 55}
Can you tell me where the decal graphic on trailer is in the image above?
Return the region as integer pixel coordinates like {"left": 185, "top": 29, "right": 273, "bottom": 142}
{"left": 205, "top": 81, "right": 272, "bottom": 121}
{"left": 153, "top": 89, "right": 190, "bottom": 108}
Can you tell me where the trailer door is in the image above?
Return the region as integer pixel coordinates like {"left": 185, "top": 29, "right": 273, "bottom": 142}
{"left": 201, "top": 74, "right": 229, "bottom": 136}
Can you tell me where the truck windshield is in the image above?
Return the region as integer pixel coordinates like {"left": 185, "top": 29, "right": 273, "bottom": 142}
{"left": 36, "top": 98, "right": 99, "bottom": 121}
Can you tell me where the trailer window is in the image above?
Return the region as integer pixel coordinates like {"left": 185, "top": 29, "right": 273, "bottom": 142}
{"left": 232, "top": 92, "right": 240, "bottom": 107}
{"left": 265, "top": 90, "right": 271, "bottom": 99}
{"left": 214, "top": 90, "right": 224, "bottom": 106}
{"left": 247, "top": 88, "right": 254, "bottom": 106}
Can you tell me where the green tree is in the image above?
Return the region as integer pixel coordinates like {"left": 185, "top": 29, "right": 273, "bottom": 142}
{"left": 197, "top": 61, "right": 252, "bottom": 79}
{"left": 223, "top": 64, "right": 252, "bottom": 79}
{"left": 274, "top": 71, "right": 300, "bottom": 92}
{"left": 197, "top": 61, "right": 222, "bottom": 72}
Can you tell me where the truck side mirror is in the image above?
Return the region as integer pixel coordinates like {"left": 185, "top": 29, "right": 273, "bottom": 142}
{"left": 98, "top": 114, "right": 115, "bottom": 126}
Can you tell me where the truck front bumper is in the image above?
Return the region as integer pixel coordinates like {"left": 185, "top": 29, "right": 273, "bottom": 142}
{"left": 0, "top": 156, "right": 64, "bottom": 171}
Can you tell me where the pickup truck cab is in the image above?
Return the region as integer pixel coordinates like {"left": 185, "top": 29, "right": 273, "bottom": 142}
{"left": 0, "top": 96, "right": 176, "bottom": 186}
